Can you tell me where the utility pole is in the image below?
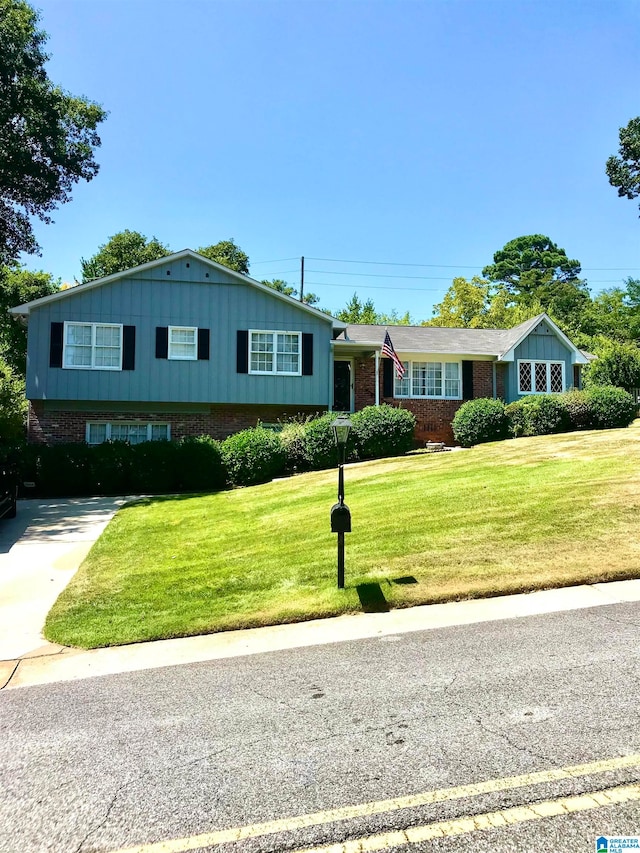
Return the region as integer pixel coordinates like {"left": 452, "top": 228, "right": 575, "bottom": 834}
{"left": 300, "top": 256, "right": 304, "bottom": 303}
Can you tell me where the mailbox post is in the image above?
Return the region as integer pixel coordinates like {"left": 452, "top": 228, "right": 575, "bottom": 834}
{"left": 330, "top": 416, "right": 352, "bottom": 589}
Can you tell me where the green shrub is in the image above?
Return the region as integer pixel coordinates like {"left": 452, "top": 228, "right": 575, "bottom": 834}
{"left": 88, "top": 441, "right": 133, "bottom": 494}
{"left": 505, "top": 395, "right": 570, "bottom": 438}
{"left": 280, "top": 419, "right": 312, "bottom": 473}
{"left": 301, "top": 412, "right": 345, "bottom": 471}
{"left": 129, "top": 440, "right": 180, "bottom": 493}
{"left": 350, "top": 404, "right": 415, "bottom": 460}
{"left": 452, "top": 398, "right": 509, "bottom": 447}
{"left": 583, "top": 385, "right": 637, "bottom": 429}
{"left": 221, "top": 426, "right": 286, "bottom": 486}
{"left": 26, "top": 443, "right": 91, "bottom": 497}
{"left": 559, "top": 389, "right": 592, "bottom": 431}
{"left": 175, "top": 436, "right": 226, "bottom": 492}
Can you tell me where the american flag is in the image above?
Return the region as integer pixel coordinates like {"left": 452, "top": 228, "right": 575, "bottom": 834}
{"left": 381, "top": 330, "right": 405, "bottom": 379}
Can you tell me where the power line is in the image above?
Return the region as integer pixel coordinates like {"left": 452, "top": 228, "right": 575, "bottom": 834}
{"left": 306, "top": 255, "right": 640, "bottom": 272}
{"left": 250, "top": 257, "right": 299, "bottom": 265}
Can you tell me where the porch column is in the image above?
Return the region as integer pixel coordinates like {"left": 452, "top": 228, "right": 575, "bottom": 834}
{"left": 375, "top": 350, "right": 380, "bottom": 406}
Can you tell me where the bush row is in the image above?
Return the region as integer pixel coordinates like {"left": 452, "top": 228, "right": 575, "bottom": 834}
{"left": 452, "top": 386, "right": 638, "bottom": 447}
{"left": 23, "top": 405, "right": 416, "bottom": 496}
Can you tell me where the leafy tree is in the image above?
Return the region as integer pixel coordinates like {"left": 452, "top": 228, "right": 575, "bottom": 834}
{"left": 81, "top": 230, "right": 170, "bottom": 282}
{"left": 424, "top": 276, "right": 544, "bottom": 329}
{"left": 584, "top": 341, "right": 640, "bottom": 393}
{"left": 606, "top": 117, "right": 640, "bottom": 216}
{"left": 0, "top": 356, "right": 26, "bottom": 453}
{"left": 482, "top": 234, "right": 589, "bottom": 329}
{"left": 579, "top": 287, "right": 640, "bottom": 343}
{"left": 377, "top": 309, "right": 413, "bottom": 325}
{"left": 0, "top": 0, "right": 107, "bottom": 262}
{"left": 261, "top": 278, "right": 320, "bottom": 306}
{"left": 0, "top": 263, "right": 58, "bottom": 375}
{"left": 262, "top": 278, "right": 296, "bottom": 297}
{"left": 425, "top": 277, "right": 493, "bottom": 328}
{"left": 197, "top": 239, "right": 249, "bottom": 274}
{"left": 482, "top": 235, "right": 582, "bottom": 297}
{"left": 337, "top": 293, "right": 379, "bottom": 324}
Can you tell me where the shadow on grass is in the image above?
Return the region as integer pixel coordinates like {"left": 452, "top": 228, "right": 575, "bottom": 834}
{"left": 392, "top": 575, "right": 418, "bottom": 585}
{"left": 356, "top": 582, "right": 390, "bottom": 613}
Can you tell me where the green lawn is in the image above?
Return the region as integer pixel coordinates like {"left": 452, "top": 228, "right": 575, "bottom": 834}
{"left": 45, "top": 422, "right": 640, "bottom": 648}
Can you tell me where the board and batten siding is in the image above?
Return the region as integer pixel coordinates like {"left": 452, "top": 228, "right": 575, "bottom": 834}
{"left": 503, "top": 319, "right": 574, "bottom": 403}
{"left": 26, "top": 257, "right": 332, "bottom": 407}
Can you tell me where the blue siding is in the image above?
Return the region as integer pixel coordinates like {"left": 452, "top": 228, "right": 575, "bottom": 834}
{"left": 504, "top": 319, "right": 574, "bottom": 402}
{"left": 27, "top": 258, "right": 333, "bottom": 406}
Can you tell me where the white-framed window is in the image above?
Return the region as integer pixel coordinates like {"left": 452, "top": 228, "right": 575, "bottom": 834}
{"left": 394, "top": 360, "right": 462, "bottom": 399}
{"left": 63, "top": 322, "right": 123, "bottom": 370}
{"left": 249, "top": 330, "right": 301, "bottom": 375}
{"left": 518, "top": 360, "right": 565, "bottom": 394}
{"left": 168, "top": 326, "right": 197, "bottom": 360}
{"left": 86, "top": 422, "right": 171, "bottom": 445}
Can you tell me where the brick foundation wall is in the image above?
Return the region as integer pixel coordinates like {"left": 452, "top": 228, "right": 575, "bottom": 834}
{"left": 28, "top": 402, "right": 326, "bottom": 445}
{"left": 353, "top": 356, "right": 500, "bottom": 445}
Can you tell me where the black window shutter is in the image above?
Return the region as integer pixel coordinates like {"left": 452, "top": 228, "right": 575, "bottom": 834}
{"left": 197, "top": 328, "right": 210, "bottom": 360}
{"left": 122, "top": 326, "right": 136, "bottom": 370}
{"left": 155, "top": 327, "right": 168, "bottom": 359}
{"left": 301, "top": 333, "right": 313, "bottom": 375}
{"left": 49, "top": 322, "right": 63, "bottom": 368}
{"left": 382, "top": 359, "right": 394, "bottom": 397}
{"left": 237, "top": 330, "right": 248, "bottom": 373}
{"left": 462, "top": 360, "right": 474, "bottom": 398}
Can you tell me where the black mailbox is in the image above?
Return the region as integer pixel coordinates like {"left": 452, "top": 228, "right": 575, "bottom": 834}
{"left": 331, "top": 502, "right": 351, "bottom": 533}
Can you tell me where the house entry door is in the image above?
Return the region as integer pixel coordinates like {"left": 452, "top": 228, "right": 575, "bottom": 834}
{"left": 333, "top": 360, "right": 353, "bottom": 412}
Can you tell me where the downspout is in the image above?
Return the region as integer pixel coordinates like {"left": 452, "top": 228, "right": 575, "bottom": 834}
{"left": 492, "top": 361, "right": 497, "bottom": 399}
{"left": 375, "top": 350, "right": 380, "bottom": 406}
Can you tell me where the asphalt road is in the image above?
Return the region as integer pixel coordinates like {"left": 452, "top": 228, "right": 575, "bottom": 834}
{"left": 1, "top": 602, "right": 639, "bottom": 853}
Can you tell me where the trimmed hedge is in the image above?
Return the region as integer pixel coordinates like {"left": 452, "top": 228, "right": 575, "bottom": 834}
{"left": 452, "top": 398, "right": 509, "bottom": 447}
{"left": 505, "top": 395, "right": 570, "bottom": 438}
{"left": 23, "top": 436, "right": 227, "bottom": 497}
{"left": 455, "top": 387, "right": 637, "bottom": 446}
{"left": 583, "top": 385, "right": 638, "bottom": 429}
{"left": 351, "top": 404, "right": 415, "bottom": 460}
{"left": 301, "top": 412, "right": 342, "bottom": 471}
{"left": 221, "top": 426, "right": 286, "bottom": 487}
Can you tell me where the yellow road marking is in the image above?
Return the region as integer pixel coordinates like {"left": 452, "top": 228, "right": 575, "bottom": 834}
{"left": 294, "top": 783, "right": 640, "bottom": 852}
{"left": 108, "top": 753, "right": 640, "bottom": 853}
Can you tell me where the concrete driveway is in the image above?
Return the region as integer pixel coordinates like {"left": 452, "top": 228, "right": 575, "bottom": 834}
{"left": 0, "top": 497, "right": 125, "bottom": 661}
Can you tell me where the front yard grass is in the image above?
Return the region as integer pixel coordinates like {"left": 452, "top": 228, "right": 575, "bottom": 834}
{"left": 45, "top": 422, "right": 640, "bottom": 648}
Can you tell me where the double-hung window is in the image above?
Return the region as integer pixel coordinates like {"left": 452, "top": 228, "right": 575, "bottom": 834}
{"left": 394, "top": 360, "right": 461, "bottom": 399}
{"left": 249, "top": 331, "right": 301, "bottom": 375}
{"left": 168, "top": 326, "right": 197, "bottom": 360}
{"left": 64, "top": 322, "right": 122, "bottom": 370}
{"left": 518, "top": 360, "right": 565, "bottom": 394}
{"left": 86, "top": 422, "right": 170, "bottom": 445}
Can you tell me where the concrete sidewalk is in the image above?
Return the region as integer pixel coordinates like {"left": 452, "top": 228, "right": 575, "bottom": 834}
{"left": 3, "top": 577, "right": 640, "bottom": 692}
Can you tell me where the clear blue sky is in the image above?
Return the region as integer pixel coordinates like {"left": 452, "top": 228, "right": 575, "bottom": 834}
{"left": 22, "top": 0, "right": 640, "bottom": 321}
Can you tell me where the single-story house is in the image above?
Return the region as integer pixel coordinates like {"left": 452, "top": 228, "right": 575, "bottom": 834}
{"left": 9, "top": 249, "right": 590, "bottom": 446}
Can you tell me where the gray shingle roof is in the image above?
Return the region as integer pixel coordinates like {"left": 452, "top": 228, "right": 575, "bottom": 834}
{"left": 337, "top": 314, "right": 546, "bottom": 358}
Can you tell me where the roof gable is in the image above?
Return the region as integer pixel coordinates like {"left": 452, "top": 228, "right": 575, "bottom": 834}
{"left": 9, "top": 249, "right": 344, "bottom": 329}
